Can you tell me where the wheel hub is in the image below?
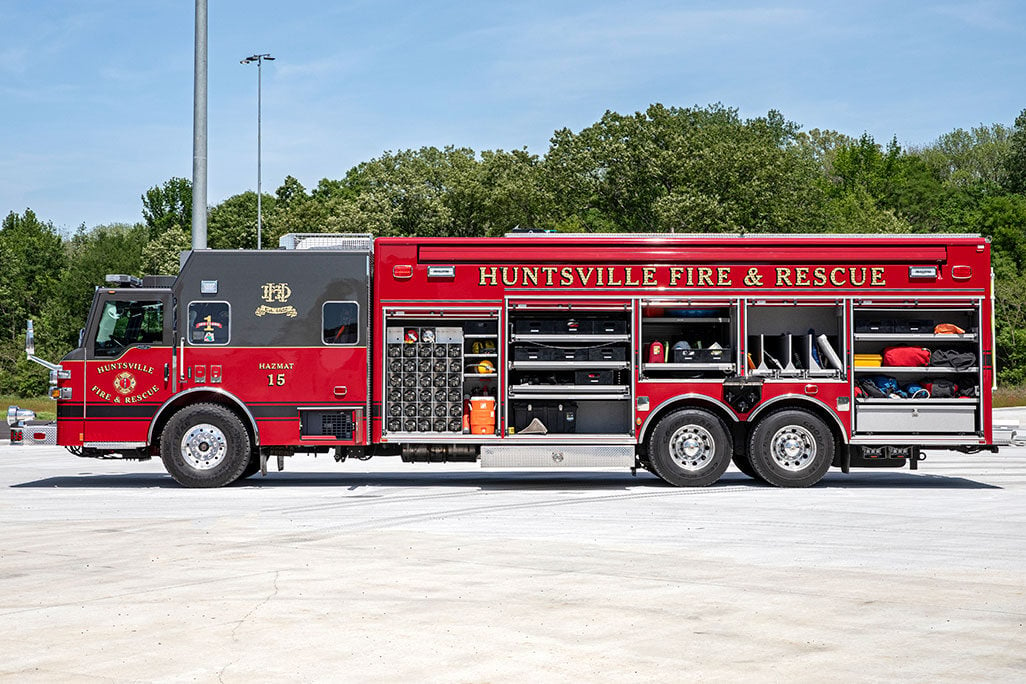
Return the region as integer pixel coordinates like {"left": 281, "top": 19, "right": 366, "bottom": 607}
{"left": 770, "top": 425, "right": 816, "bottom": 472}
{"left": 668, "top": 424, "right": 715, "bottom": 471}
{"left": 181, "top": 423, "right": 228, "bottom": 470}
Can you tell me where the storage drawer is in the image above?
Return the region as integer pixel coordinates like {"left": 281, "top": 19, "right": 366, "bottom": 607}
{"left": 856, "top": 403, "right": 976, "bottom": 433}
{"left": 589, "top": 346, "right": 626, "bottom": 361}
{"left": 514, "top": 346, "right": 587, "bottom": 361}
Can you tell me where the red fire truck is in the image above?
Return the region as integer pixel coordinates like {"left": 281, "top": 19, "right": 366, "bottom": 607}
{"left": 12, "top": 232, "right": 1016, "bottom": 487}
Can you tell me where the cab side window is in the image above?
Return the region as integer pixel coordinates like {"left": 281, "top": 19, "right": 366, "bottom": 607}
{"left": 94, "top": 300, "right": 164, "bottom": 357}
{"left": 188, "top": 301, "right": 230, "bottom": 345}
{"left": 323, "top": 302, "right": 359, "bottom": 345}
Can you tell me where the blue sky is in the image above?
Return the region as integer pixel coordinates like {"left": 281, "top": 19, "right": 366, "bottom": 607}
{"left": 1, "top": 0, "right": 1024, "bottom": 232}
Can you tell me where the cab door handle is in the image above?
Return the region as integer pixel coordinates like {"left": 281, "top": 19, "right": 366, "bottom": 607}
{"left": 333, "top": 386, "right": 348, "bottom": 397}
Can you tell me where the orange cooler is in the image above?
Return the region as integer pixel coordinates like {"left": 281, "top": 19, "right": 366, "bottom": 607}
{"left": 469, "top": 397, "right": 495, "bottom": 435}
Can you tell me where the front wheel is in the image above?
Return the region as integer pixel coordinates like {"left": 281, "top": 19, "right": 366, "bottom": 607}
{"left": 648, "top": 409, "right": 732, "bottom": 487}
{"left": 237, "top": 450, "right": 261, "bottom": 480}
{"left": 747, "top": 409, "right": 834, "bottom": 488}
{"left": 160, "top": 403, "right": 251, "bottom": 488}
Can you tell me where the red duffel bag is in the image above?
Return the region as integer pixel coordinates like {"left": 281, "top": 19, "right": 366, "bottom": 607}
{"left": 882, "top": 345, "right": 931, "bottom": 367}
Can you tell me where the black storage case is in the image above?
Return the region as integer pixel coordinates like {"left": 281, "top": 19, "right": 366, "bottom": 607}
{"left": 592, "top": 319, "right": 627, "bottom": 334}
{"left": 899, "top": 319, "right": 934, "bottom": 333}
{"left": 513, "top": 401, "right": 578, "bottom": 433}
{"left": 672, "top": 347, "right": 732, "bottom": 363}
{"left": 514, "top": 319, "right": 555, "bottom": 334}
{"left": 557, "top": 318, "right": 586, "bottom": 334}
{"left": 855, "top": 319, "right": 897, "bottom": 333}
{"left": 575, "top": 370, "right": 615, "bottom": 385}
{"left": 464, "top": 320, "right": 497, "bottom": 334}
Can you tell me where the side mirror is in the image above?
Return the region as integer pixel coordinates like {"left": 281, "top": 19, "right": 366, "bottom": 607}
{"left": 25, "top": 320, "right": 35, "bottom": 357}
{"left": 78, "top": 328, "right": 85, "bottom": 348}
{"left": 23, "top": 319, "right": 60, "bottom": 372}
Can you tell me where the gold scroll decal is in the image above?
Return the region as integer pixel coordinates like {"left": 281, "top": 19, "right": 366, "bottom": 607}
{"left": 255, "top": 305, "right": 298, "bottom": 317}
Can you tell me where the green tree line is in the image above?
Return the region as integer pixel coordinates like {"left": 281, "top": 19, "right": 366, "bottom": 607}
{"left": 3, "top": 103, "right": 1026, "bottom": 394}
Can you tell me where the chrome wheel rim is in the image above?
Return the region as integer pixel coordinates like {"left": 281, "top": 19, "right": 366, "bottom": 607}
{"left": 180, "top": 423, "right": 227, "bottom": 470}
{"left": 769, "top": 425, "right": 816, "bottom": 472}
{"left": 668, "top": 424, "right": 716, "bottom": 472}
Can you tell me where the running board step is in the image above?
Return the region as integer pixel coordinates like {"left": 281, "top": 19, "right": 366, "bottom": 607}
{"left": 480, "top": 445, "right": 634, "bottom": 468}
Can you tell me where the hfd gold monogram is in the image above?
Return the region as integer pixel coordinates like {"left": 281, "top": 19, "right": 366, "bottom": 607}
{"left": 261, "top": 283, "right": 292, "bottom": 302}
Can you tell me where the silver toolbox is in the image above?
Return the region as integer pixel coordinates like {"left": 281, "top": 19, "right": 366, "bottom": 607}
{"left": 435, "top": 327, "right": 464, "bottom": 343}
{"left": 856, "top": 402, "right": 977, "bottom": 434}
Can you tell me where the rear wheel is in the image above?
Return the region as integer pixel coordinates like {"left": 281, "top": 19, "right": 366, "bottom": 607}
{"left": 748, "top": 410, "right": 834, "bottom": 488}
{"left": 160, "top": 403, "right": 251, "bottom": 488}
{"left": 648, "top": 409, "right": 732, "bottom": 487}
{"left": 731, "top": 452, "right": 763, "bottom": 481}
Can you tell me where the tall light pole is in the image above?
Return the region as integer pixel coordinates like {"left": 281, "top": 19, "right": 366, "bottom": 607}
{"left": 192, "top": 0, "right": 207, "bottom": 250}
{"left": 241, "top": 53, "right": 274, "bottom": 249}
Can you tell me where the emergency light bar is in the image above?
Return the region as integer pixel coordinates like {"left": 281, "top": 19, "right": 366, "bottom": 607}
{"left": 105, "top": 274, "right": 143, "bottom": 287}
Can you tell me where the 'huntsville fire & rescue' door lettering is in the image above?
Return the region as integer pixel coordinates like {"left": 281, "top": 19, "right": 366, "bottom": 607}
{"left": 91, "top": 362, "right": 159, "bottom": 404}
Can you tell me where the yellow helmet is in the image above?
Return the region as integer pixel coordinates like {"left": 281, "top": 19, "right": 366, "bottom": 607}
{"left": 471, "top": 340, "right": 496, "bottom": 354}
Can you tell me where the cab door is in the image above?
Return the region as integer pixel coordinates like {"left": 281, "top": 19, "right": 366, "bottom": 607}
{"left": 80, "top": 288, "right": 175, "bottom": 446}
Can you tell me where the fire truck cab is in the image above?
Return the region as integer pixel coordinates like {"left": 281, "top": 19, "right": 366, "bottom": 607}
{"left": 22, "top": 232, "right": 1012, "bottom": 488}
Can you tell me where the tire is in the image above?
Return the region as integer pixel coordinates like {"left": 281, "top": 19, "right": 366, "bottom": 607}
{"left": 160, "top": 403, "right": 252, "bottom": 488}
{"left": 237, "top": 451, "right": 261, "bottom": 480}
{"left": 647, "top": 409, "right": 732, "bottom": 487}
{"left": 747, "top": 409, "right": 834, "bottom": 488}
{"left": 731, "top": 452, "right": 763, "bottom": 481}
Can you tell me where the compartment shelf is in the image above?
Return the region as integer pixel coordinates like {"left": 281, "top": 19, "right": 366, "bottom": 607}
{"left": 853, "top": 333, "right": 977, "bottom": 342}
{"left": 511, "top": 360, "right": 630, "bottom": 370}
{"left": 643, "top": 362, "right": 734, "bottom": 371}
{"left": 854, "top": 366, "right": 979, "bottom": 374}
{"left": 507, "top": 392, "right": 629, "bottom": 401}
{"left": 509, "top": 384, "right": 630, "bottom": 396}
{"left": 856, "top": 398, "right": 978, "bottom": 404}
{"left": 855, "top": 307, "right": 977, "bottom": 313}
{"left": 511, "top": 333, "right": 630, "bottom": 343}
{"left": 642, "top": 317, "right": 730, "bottom": 324}
{"left": 464, "top": 334, "right": 498, "bottom": 339}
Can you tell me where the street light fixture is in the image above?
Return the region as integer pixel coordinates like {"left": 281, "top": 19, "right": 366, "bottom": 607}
{"left": 241, "top": 53, "right": 275, "bottom": 249}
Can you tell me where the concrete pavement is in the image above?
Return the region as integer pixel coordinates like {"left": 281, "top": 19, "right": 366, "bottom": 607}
{"left": 1, "top": 444, "right": 1024, "bottom": 681}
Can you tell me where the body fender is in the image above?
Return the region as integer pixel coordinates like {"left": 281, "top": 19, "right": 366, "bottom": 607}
{"left": 638, "top": 393, "right": 739, "bottom": 444}
{"left": 746, "top": 393, "right": 849, "bottom": 443}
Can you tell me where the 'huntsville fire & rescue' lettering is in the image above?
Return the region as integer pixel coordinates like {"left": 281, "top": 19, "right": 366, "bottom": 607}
{"left": 477, "top": 265, "right": 887, "bottom": 288}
